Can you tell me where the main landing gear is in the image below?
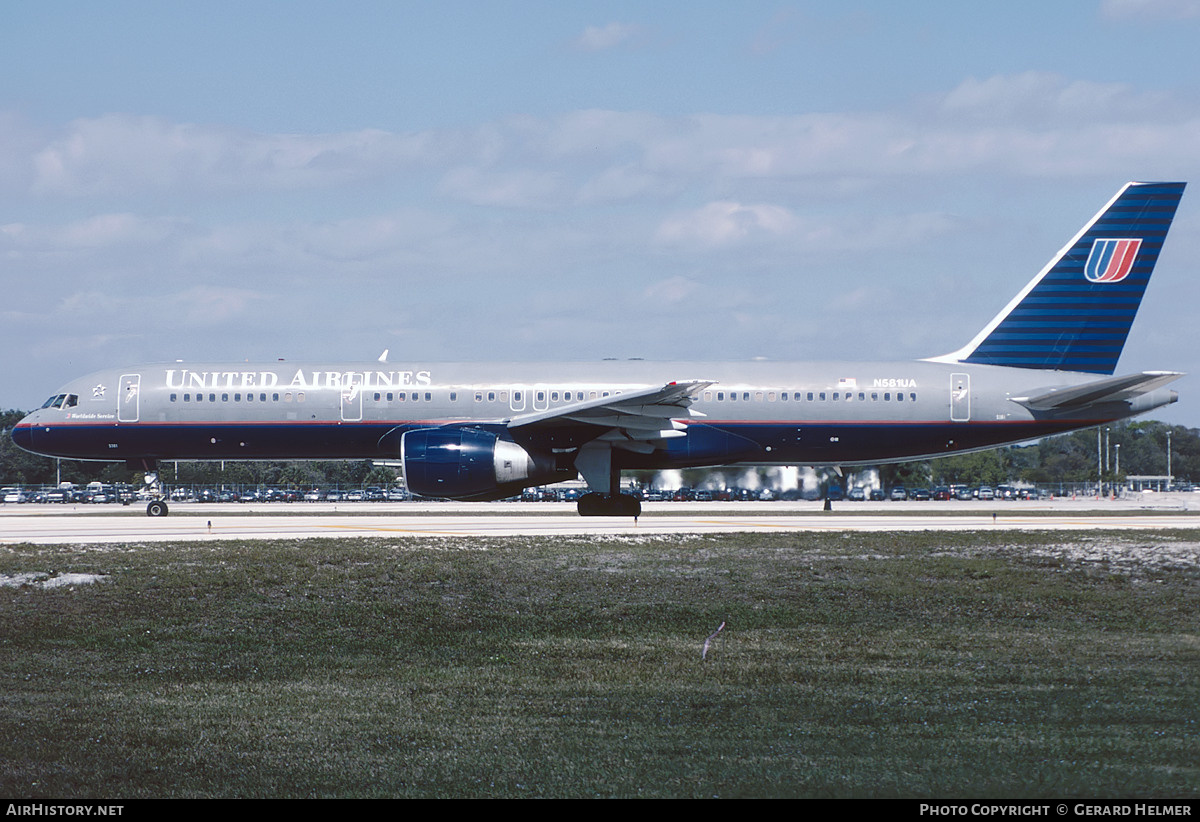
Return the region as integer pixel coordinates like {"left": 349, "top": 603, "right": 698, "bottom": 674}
{"left": 573, "top": 441, "right": 641, "bottom": 518}
{"left": 577, "top": 492, "right": 641, "bottom": 517}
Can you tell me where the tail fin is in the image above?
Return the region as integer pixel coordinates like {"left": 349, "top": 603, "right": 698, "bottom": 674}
{"left": 931, "top": 181, "right": 1185, "bottom": 375}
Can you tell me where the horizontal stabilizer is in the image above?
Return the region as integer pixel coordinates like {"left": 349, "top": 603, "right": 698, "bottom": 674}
{"left": 1010, "top": 371, "right": 1183, "bottom": 411}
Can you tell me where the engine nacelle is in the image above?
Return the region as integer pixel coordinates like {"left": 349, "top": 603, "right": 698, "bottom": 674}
{"left": 400, "top": 427, "right": 560, "bottom": 501}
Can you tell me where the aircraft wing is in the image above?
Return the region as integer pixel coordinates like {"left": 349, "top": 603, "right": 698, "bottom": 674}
{"left": 1009, "top": 371, "right": 1183, "bottom": 411}
{"left": 508, "top": 380, "right": 713, "bottom": 453}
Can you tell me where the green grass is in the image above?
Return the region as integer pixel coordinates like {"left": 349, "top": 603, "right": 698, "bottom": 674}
{"left": 1, "top": 531, "right": 1197, "bottom": 798}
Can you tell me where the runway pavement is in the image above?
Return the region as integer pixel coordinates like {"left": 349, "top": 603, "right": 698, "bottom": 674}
{"left": 3, "top": 497, "right": 1200, "bottom": 544}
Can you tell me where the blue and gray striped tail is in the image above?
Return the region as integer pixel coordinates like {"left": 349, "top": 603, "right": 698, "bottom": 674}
{"left": 960, "top": 181, "right": 1185, "bottom": 375}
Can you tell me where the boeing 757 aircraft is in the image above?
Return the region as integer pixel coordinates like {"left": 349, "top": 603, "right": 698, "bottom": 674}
{"left": 11, "top": 182, "right": 1186, "bottom": 517}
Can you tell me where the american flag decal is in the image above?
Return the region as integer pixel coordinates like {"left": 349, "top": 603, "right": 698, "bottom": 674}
{"left": 1084, "top": 238, "right": 1141, "bottom": 283}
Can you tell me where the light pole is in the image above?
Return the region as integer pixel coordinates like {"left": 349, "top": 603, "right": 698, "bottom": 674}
{"left": 1115, "top": 443, "right": 1121, "bottom": 495}
{"left": 1166, "top": 430, "right": 1172, "bottom": 488}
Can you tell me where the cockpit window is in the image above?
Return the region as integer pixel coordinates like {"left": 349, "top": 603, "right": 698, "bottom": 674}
{"left": 39, "top": 394, "right": 79, "bottom": 410}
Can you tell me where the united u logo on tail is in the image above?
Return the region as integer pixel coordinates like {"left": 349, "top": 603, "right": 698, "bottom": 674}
{"left": 1084, "top": 238, "right": 1142, "bottom": 283}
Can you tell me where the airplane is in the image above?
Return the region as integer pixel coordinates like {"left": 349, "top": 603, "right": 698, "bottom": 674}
{"left": 10, "top": 181, "right": 1186, "bottom": 517}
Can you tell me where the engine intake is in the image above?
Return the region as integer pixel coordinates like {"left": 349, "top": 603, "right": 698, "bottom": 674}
{"left": 401, "top": 427, "right": 560, "bottom": 501}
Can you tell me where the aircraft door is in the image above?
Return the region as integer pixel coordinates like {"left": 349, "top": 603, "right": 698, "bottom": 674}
{"left": 340, "top": 374, "right": 363, "bottom": 422}
{"left": 510, "top": 388, "right": 527, "bottom": 413}
{"left": 950, "top": 373, "right": 970, "bottom": 422}
{"left": 118, "top": 374, "right": 141, "bottom": 422}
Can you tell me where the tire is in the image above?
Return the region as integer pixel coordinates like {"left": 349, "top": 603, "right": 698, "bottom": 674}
{"left": 147, "top": 500, "right": 169, "bottom": 517}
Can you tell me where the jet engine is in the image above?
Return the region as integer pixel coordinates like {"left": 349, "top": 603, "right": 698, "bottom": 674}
{"left": 400, "top": 427, "right": 563, "bottom": 501}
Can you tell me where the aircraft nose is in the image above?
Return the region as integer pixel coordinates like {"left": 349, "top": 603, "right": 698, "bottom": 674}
{"left": 10, "top": 418, "right": 35, "bottom": 453}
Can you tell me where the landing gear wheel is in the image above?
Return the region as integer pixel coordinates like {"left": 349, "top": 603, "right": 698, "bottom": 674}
{"left": 577, "top": 492, "right": 641, "bottom": 517}
{"left": 147, "top": 500, "right": 169, "bottom": 517}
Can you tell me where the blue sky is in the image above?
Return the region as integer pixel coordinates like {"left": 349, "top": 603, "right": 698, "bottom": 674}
{"left": 4, "top": 0, "right": 1200, "bottom": 423}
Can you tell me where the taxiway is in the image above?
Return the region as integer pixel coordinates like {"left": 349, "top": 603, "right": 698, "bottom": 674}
{"left": 3, "top": 497, "right": 1199, "bottom": 544}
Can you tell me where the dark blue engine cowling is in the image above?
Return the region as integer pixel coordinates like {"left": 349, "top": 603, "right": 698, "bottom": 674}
{"left": 401, "top": 427, "right": 555, "bottom": 501}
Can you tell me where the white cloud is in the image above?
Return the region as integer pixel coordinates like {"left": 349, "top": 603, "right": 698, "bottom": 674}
{"left": 13, "top": 74, "right": 1199, "bottom": 210}
{"left": 438, "top": 166, "right": 567, "bottom": 208}
{"left": 1, "top": 213, "right": 185, "bottom": 253}
{"left": 30, "top": 115, "right": 435, "bottom": 196}
{"left": 655, "top": 201, "right": 798, "bottom": 248}
{"left": 642, "top": 275, "right": 700, "bottom": 304}
{"left": 573, "top": 23, "right": 643, "bottom": 52}
{"left": 938, "top": 72, "right": 1174, "bottom": 123}
{"left": 1100, "top": 0, "right": 1200, "bottom": 20}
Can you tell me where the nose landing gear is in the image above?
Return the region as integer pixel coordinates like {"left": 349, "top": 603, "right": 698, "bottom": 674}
{"left": 127, "top": 460, "right": 169, "bottom": 517}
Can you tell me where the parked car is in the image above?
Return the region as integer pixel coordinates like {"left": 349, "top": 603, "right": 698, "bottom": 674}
{"left": 890, "top": 487, "right": 908, "bottom": 501}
